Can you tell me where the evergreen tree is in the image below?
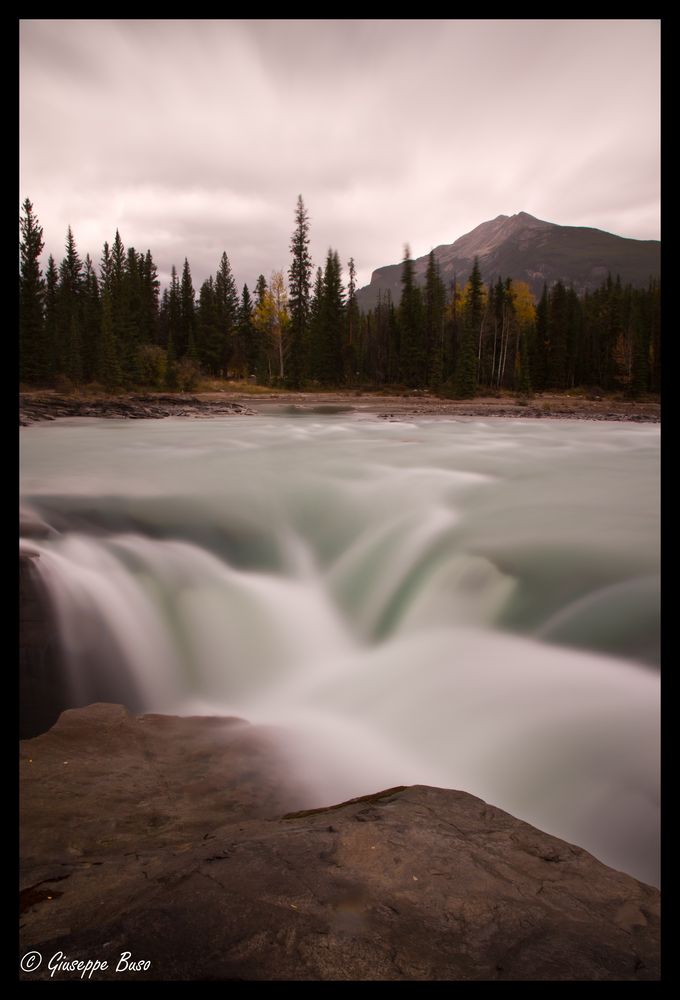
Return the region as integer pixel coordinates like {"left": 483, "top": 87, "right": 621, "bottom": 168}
{"left": 253, "top": 275, "right": 269, "bottom": 383}
{"left": 196, "top": 276, "right": 220, "bottom": 374}
{"left": 19, "top": 198, "right": 47, "bottom": 383}
{"left": 287, "top": 195, "right": 313, "bottom": 387}
{"left": 630, "top": 289, "right": 651, "bottom": 398}
{"left": 179, "top": 258, "right": 196, "bottom": 359}
{"left": 97, "top": 288, "right": 123, "bottom": 389}
{"left": 546, "top": 281, "right": 568, "bottom": 389}
{"left": 109, "top": 231, "right": 127, "bottom": 356}
{"left": 81, "top": 254, "right": 101, "bottom": 381}
{"left": 424, "top": 251, "right": 446, "bottom": 388}
{"left": 44, "top": 255, "right": 59, "bottom": 380}
{"left": 140, "top": 249, "right": 160, "bottom": 346}
{"left": 344, "top": 257, "right": 360, "bottom": 384}
{"left": 454, "top": 258, "right": 482, "bottom": 398}
{"left": 167, "top": 266, "right": 181, "bottom": 356}
{"left": 57, "top": 226, "right": 84, "bottom": 383}
{"left": 316, "top": 250, "right": 345, "bottom": 384}
{"left": 532, "top": 285, "right": 549, "bottom": 391}
{"left": 307, "top": 266, "right": 324, "bottom": 381}
{"left": 238, "top": 284, "right": 257, "bottom": 377}
{"left": 215, "top": 252, "right": 239, "bottom": 376}
{"left": 398, "top": 245, "right": 425, "bottom": 388}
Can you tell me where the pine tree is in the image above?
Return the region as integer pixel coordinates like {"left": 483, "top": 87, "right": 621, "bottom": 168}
{"left": 57, "top": 226, "right": 84, "bottom": 384}
{"left": 44, "top": 255, "right": 58, "bottom": 380}
{"left": 454, "top": 258, "right": 482, "bottom": 398}
{"left": 81, "top": 254, "right": 101, "bottom": 382}
{"left": 424, "top": 250, "right": 445, "bottom": 389}
{"left": 19, "top": 198, "right": 47, "bottom": 383}
{"left": 398, "top": 246, "right": 425, "bottom": 388}
{"left": 307, "top": 266, "right": 324, "bottom": 381}
{"left": 344, "top": 257, "right": 360, "bottom": 384}
{"left": 179, "top": 258, "right": 196, "bottom": 359}
{"left": 253, "top": 275, "right": 269, "bottom": 383}
{"left": 196, "top": 276, "right": 220, "bottom": 374}
{"left": 532, "top": 285, "right": 549, "bottom": 391}
{"left": 287, "top": 195, "right": 313, "bottom": 387}
{"left": 546, "top": 281, "right": 568, "bottom": 389}
{"left": 238, "top": 284, "right": 257, "bottom": 377}
{"left": 215, "top": 252, "right": 239, "bottom": 377}
{"left": 316, "top": 250, "right": 345, "bottom": 385}
{"left": 140, "top": 249, "right": 160, "bottom": 346}
{"left": 167, "top": 266, "right": 181, "bottom": 357}
{"left": 97, "top": 288, "right": 123, "bottom": 389}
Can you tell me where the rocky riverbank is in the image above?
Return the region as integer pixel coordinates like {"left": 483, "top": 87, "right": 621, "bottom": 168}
{"left": 20, "top": 703, "right": 660, "bottom": 981}
{"left": 19, "top": 389, "right": 660, "bottom": 425}
{"left": 19, "top": 393, "right": 256, "bottom": 426}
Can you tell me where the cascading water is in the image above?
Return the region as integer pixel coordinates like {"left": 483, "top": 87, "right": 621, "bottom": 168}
{"left": 20, "top": 414, "right": 660, "bottom": 886}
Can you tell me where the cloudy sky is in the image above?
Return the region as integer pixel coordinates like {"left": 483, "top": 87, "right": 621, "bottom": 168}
{"left": 20, "top": 19, "right": 660, "bottom": 293}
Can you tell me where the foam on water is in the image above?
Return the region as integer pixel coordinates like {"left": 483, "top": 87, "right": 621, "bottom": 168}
{"left": 20, "top": 415, "right": 660, "bottom": 884}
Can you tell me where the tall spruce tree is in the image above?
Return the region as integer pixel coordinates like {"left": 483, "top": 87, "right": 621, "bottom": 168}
{"left": 196, "top": 276, "right": 220, "bottom": 374}
{"left": 179, "top": 258, "right": 196, "bottom": 359}
{"left": 81, "top": 254, "right": 101, "bottom": 382}
{"left": 308, "top": 266, "right": 324, "bottom": 381}
{"left": 253, "top": 274, "right": 269, "bottom": 383}
{"left": 424, "top": 250, "right": 446, "bottom": 389}
{"left": 19, "top": 198, "right": 47, "bottom": 383}
{"left": 317, "top": 250, "right": 345, "bottom": 385}
{"left": 546, "top": 281, "right": 568, "bottom": 389}
{"left": 215, "top": 252, "right": 239, "bottom": 377}
{"left": 44, "top": 255, "right": 59, "bottom": 380}
{"left": 97, "top": 287, "right": 123, "bottom": 389}
{"left": 238, "top": 284, "right": 257, "bottom": 377}
{"left": 57, "top": 226, "right": 84, "bottom": 383}
{"left": 398, "top": 246, "right": 425, "bottom": 388}
{"left": 287, "top": 195, "right": 312, "bottom": 387}
{"left": 344, "top": 257, "right": 360, "bottom": 384}
{"left": 454, "top": 258, "right": 483, "bottom": 398}
{"left": 140, "top": 249, "right": 160, "bottom": 346}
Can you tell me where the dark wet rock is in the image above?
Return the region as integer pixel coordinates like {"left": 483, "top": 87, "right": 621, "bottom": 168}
{"left": 20, "top": 703, "right": 660, "bottom": 981}
{"left": 19, "top": 551, "right": 70, "bottom": 739}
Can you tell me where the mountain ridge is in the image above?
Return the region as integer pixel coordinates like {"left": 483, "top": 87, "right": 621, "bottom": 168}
{"left": 356, "top": 212, "right": 660, "bottom": 309}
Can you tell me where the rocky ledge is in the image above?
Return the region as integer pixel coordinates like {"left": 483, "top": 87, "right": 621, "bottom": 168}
{"left": 20, "top": 703, "right": 660, "bottom": 981}
{"left": 19, "top": 393, "right": 255, "bottom": 426}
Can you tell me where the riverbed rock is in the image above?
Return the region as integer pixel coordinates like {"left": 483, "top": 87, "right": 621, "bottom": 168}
{"left": 19, "top": 703, "right": 660, "bottom": 981}
{"left": 19, "top": 393, "right": 256, "bottom": 425}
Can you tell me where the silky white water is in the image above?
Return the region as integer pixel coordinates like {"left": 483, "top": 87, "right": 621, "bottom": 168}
{"left": 20, "top": 414, "right": 660, "bottom": 885}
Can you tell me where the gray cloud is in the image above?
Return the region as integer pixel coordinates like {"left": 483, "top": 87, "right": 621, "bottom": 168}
{"left": 20, "top": 19, "right": 660, "bottom": 292}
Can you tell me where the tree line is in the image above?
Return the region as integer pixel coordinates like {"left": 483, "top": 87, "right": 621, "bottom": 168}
{"left": 20, "top": 196, "right": 659, "bottom": 397}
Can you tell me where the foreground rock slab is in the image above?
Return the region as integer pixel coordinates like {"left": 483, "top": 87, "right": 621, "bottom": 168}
{"left": 20, "top": 704, "right": 660, "bottom": 981}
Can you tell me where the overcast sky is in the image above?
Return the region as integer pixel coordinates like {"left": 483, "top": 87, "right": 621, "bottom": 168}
{"left": 20, "top": 19, "right": 660, "bottom": 293}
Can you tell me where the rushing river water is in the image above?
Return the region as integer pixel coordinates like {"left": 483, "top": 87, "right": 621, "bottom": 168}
{"left": 20, "top": 413, "right": 660, "bottom": 885}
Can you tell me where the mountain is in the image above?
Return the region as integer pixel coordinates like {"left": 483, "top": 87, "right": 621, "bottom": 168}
{"left": 355, "top": 212, "right": 660, "bottom": 310}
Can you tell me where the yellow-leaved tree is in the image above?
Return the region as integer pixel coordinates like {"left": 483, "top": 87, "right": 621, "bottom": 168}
{"left": 253, "top": 270, "right": 290, "bottom": 382}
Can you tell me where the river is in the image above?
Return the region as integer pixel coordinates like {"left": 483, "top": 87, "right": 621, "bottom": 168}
{"left": 19, "top": 414, "right": 660, "bottom": 885}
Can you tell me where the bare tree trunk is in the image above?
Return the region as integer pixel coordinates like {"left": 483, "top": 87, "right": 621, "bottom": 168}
{"left": 278, "top": 325, "right": 284, "bottom": 380}
{"left": 491, "top": 316, "right": 498, "bottom": 387}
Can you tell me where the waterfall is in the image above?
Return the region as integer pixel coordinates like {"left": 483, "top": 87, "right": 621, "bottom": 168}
{"left": 20, "top": 415, "right": 660, "bottom": 885}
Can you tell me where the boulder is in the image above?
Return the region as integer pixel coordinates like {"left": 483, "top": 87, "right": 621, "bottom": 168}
{"left": 19, "top": 704, "right": 660, "bottom": 981}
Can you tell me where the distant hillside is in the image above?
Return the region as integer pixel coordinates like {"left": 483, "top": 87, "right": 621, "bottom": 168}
{"left": 355, "top": 212, "right": 660, "bottom": 310}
